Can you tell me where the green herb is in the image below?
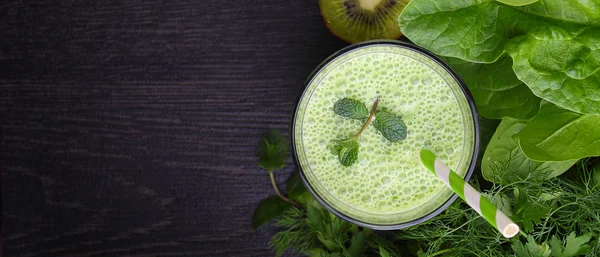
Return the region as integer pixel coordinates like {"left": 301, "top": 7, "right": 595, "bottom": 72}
{"left": 258, "top": 129, "right": 288, "bottom": 172}
{"left": 269, "top": 207, "right": 318, "bottom": 256}
{"left": 511, "top": 236, "right": 551, "bottom": 257}
{"left": 254, "top": 131, "right": 599, "bottom": 256}
{"left": 512, "top": 186, "right": 551, "bottom": 232}
{"left": 329, "top": 138, "right": 360, "bottom": 167}
{"left": 482, "top": 117, "right": 576, "bottom": 184}
{"left": 394, "top": 158, "right": 599, "bottom": 257}
{"left": 330, "top": 96, "right": 407, "bottom": 166}
{"left": 253, "top": 130, "right": 300, "bottom": 230}
{"left": 515, "top": 103, "right": 600, "bottom": 161}
{"left": 372, "top": 109, "right": 407, "bottom": 142}
{"left": 286, "top": 171, "right": 312, "bottom": 207}
{"left": 252, "top": 196, "right": 293, "bottom": 229}
{"left": 269, "top": 197, "right": 401, "bottom": 257}
{"left": 334, "top": 98, "right": 369, "bottom": 120}
{"left": 329, "top": 97, "right": 379, "bottom": 167}
{"left": 398, "top": 0, "right": 600, "bottom": 115}
{"left": 549, "top": 232, "right": 592, "bottom": 257}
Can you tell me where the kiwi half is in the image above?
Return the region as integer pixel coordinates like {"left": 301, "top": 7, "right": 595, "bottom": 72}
{"left": 320, "top": 0, "right": 410, "bottom": 43}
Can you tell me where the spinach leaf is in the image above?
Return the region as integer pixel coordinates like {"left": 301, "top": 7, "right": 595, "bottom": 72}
{"left": 482, "top": 117, "right": 576, "bottom": 183}
{"left": 495, "top": 0, "right": 539, "bottom": 6}
{"left": 398, "top": 0, "right": 600, "bottom": 114}
{"left": 516, "top": 103, "right": 600, "bottom": 161}
{"left": 445, "top": 56, "right": 540, "bottom": 119}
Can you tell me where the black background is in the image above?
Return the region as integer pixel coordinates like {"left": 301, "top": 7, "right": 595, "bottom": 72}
{"left": 1, "top": 0, "right": 352, "bottom": 256}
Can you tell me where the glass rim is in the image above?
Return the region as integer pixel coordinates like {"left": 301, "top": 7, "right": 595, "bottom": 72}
{"left": 290, "top": 39, "right": 481, "bottom": 230}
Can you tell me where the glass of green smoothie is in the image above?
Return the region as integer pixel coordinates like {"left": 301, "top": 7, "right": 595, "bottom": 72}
{"left": 292, "top": 40, "right": 479, "bottom": 229}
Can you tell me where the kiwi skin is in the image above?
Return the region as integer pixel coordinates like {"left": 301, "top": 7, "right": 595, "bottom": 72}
{"left": 319, "top": 0, "right": 409, "bottom": 43}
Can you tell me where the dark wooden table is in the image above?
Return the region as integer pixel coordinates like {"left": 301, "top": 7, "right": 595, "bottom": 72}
{"left": 1, "top": 0, "right": 349, "bottom": 256}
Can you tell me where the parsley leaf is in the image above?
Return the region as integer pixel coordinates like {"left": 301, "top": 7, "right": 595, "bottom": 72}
{"left": 513, "top": 188, "right": 551, "bottom": 231}
{"left": 345, "top": 230, "right": 366, "bottom": 257}
{"left": 329, "top": 138, "right": 359, "bottom": 167}
{"left": 334, "top": 98, "right": 369, "bottom": 120}
{"left": 512, "top": 236, "right": 551, "bottom": 257}
{"left": 373, "top": 109, "right": 407, "bottom": 142}
{"left": 549, "top": 232, "right": 592, "bottom": 257}
{"left": 258, "top": 129, "right": 288, "bottom": 172}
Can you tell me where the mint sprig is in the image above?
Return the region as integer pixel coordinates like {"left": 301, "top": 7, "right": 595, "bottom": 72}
{"left": 329, "top": 96, "right": 407, "bottom": 167}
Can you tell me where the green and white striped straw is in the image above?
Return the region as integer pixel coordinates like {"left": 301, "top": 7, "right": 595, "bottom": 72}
{"left": 419, "top": 149, "right": 519, "bottom": 238}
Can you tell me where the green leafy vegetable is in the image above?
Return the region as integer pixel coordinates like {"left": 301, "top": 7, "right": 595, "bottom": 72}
{"left": 482, "top": 117, "right": 576, "bottom": 183}
{"left": 258, "top": 129, "right": 288, "bottom": 172}
{"left": 329, "top": 138, "right": 360, "bottom": 167}
{"left": 495, "top": 0, "right": 539, "bottom": 6}
{"left": 445, "top": 56, "right": 540, "bottom": 119}
{"left": 373, "top": 109, "right": 407, "bottom": 142}
{"left": 512, "top": 236, "right": 551, "bottom": 257}
{"left": 334, "top": 98, "right": 369, "bottom": 120}
{"left": 252, "top": 196, "right": 293, "bottom": 229}
{"left": 398, "top": 0, "right": 600, "bottom": 114}
{"left": 516, "top": 103, "right": 600, "bottom": 161}
{"left": 477, "top": 117, "right": 500, "bottom": 166}
{"left": 549, "top": 232, "right": 592, "bottom": 257}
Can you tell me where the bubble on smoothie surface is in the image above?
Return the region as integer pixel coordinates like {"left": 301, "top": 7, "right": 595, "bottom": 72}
{"left": 299, "top": 46, "right": 468, "bottom": 216}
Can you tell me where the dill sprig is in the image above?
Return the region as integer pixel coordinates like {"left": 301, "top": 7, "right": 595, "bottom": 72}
{"left": 395, "top": 157, "right": 600, "bottom": 257}
{"left": 269, "top": 207, "right": 318, "bottom": 256}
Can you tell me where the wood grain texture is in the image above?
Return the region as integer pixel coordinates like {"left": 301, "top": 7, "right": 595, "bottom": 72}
{"left": 0, "top": 0, "right": 348, "bottom": 256}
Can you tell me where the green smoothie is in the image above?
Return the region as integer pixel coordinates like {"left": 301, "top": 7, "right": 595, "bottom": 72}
{"left": 293, "top": 42, "right": 477, "bottom": 227}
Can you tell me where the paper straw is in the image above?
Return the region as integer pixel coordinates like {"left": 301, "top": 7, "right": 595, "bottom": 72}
{"left": 419, "top": 150, "right": 520, "bottom": 238}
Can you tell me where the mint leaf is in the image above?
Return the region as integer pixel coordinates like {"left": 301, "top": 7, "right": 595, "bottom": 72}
{"left": 549, "top": 232, "right": 592, "bottom": 257}
{"left": 512, "top": 236, "right": 551, "bottom": 257}
{"left": 258, "top": 129, "right": 288, "bottom": 172}
{"left": 329, "top": 138, "right": 359, "bottom": 167}
{"left": 334, "top": 98, "right": 369, "bottom": 120}
{"left": 252, "top": 195, "right": 292, "bottom": 229}
{"left": 373, "top": 109, "right": 407, "bottom": 142}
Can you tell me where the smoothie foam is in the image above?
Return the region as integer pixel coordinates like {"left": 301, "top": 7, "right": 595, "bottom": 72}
{"left": 294, "top": 43, "right": 476, "bottom": 226}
